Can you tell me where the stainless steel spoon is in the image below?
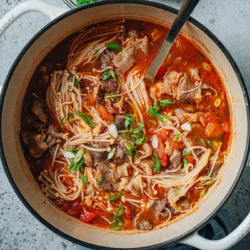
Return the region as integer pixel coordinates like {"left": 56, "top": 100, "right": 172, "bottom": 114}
{"left": 144, "top": 0, "right": 200, "bottom": 83}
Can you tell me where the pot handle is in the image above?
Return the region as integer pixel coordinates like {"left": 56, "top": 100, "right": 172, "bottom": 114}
{"left": 180, "top": 213, "right": 250, "bottom": 250}
{"left": 0, "top": 0, "right": 68, "bottom": 36}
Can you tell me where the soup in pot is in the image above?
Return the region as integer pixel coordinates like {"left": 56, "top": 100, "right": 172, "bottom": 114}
{"left": 20, "top": 20, "right": 231, "bottom": 231}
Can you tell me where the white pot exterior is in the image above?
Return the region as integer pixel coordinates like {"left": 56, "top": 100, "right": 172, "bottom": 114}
{"left": 0, "top": 1, "right": 249, "bottom": 249}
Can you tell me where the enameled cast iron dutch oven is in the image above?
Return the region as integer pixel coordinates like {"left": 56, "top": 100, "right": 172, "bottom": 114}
{"left": 0, "top": 1, "right": 250, "bottom": 249}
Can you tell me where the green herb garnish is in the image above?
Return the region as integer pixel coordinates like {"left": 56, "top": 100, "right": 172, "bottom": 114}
{"left": 137, "top": 122, "right": 144, "bottom": 128}
{"left": 61, "top": 113, "right": 73, "bottom": 125}
{"left": 125, "top": 120, "right": 133, "bottom": 133}
{"left": 153, "top": 151, "right": 161, "bottom": 173}
{"left": 126, "top": 149, "right": 140, "bottom": 158}
{"left": 184, "top": 150, "right": 192, "bottom": 156}
{"left": 183, "top": 158, "right": 188, "bottom": 166}
{"left": 76, "top": 0, "right": 100, "bottom": 6}
{"left": 124, "top": 114, "right": 134, "bottom": 122}
{"left": 173, "top": 133, "right": 180, "bottom": 142}
{"left": 200, "top": 187, "right": 207, "bottom": 197}
{"left": 108, "top": 147, "right": 116, "bottom": 160}
{"left": 79, "top": 174, "right": 88, "bottom": 184}
{"left": 110, "top": 225, "right": 121, "bottom": 231}
{"left": 159, "top": 99, "right": 175, "bottom": 109}
{"left": 107, "top": 193, "right": 123, "bottom": 201}
{"left": 76, "top": 110, "right": 94, "bottom": 128}
{"left": 200, "top": 138, "right": 205, "bottom": 146}
{"left": 207, "top": 140, "right": 215, "bottom": 148}
{"left": 96, "top": 174, "right": 105, "bottom": 186}
{"left": 105, "top": 42, "right": 123, "bottom": 51}
{"left": 116, "top": 206, "right": 124, "bottom": 216}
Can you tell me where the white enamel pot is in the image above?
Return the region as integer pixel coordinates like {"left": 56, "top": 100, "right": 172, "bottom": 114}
{"left": 0, "top": 1, "right": 250, "bottom": 249}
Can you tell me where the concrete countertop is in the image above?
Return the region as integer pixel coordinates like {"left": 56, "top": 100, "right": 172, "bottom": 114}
{"left": 0, "top": 0, "right": 250, "bottom": 249}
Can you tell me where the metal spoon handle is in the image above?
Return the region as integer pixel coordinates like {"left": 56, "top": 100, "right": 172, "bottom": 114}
{"left": 145, "top": 0, "right": 200, "bottom": 83}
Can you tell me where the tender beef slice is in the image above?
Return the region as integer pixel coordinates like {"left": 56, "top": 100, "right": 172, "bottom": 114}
{"left": 176, "top": 198, "right": 190, "bottom": 210}
{"left": 163, "top": 70, "right": 182, "bottom": 96}
{"left": 115, "top": 163, "right": 130, "bottom": 179}
{"left": 126, "top": 176, "right": 144, "bottom": 197}
{"left": 48, "top": 126, "right": 69, "bottom": 140}
{"left": 101, "top": 49, "right": 116, "bottom": 68}
{"left": 114, "top": 140, "right": 129, "bottom": 165}
{"left": 96, "top": 87, "right": 105, "bottom": 104}
{"left": 96, "top": 163, "right": 117, "bottom": 190}
{"left": 176, "top": 74, "right": 202, "bottom": 102}
{"left": 169, "top": 150, "right": 182, "bottom": 169}
{"left": 31, "top": 99, "right": 48, "bottom": 124}
{"left": 113, "top": 46, "right": 136, "bottom": 73}
{"left": 114, "top": 115, "right": 126, "bottom": 130}
{"left": 118, "top": 177, "right": 131, "bottom": 191}
{"left": 83, "top": 149, "right": 93, "bottom": 167}
{"left": 21, "top": 131, "right": 48, "bottom": 158}
{"left": 134, "top": 199, "right": 167, "bottom": 230}
{"left": 175, "top": 108, "right": 199, "bottom": 123}
{"left": 209, "top": 157, "right": 224, "bottom": 178}
{"left": 23, "top": 115, "right": 44, "bottom": 132}
{"left": 140, "top": 158, "right": 154, "bottom": 176}
{"left": 102, "top": 78, "right": 118, "bottom": 93}
{"left": 91, "top": 151, "right": 108, "bottom": 164}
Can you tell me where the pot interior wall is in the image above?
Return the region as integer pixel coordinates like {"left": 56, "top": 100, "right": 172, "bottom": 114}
{"left": 1, "top": 2, "right": 248, "bottom": 248}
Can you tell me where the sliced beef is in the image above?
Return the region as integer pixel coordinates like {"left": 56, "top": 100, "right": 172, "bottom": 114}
{"left": 165, "top": 142, "right": 173, "bottom": 157}
{"left": 175, "top": 109, "right": 205, "bottom": 127}
{"left": 117, "top": 177, "right": 131, "bottom": 191}
{"left": 31, "top": 99, "right": 48, "bottom": 124}
{"left": 176, "top": 74, "right": 202, "bottom": 102}
{"left": 134, "top": 199, "right": 167, "bottom": 230}
{"left": 96, "top": 163, "right": 117, "bottom": 190}
{"left": 113, "top": 36, "right": 149, "bottom": 73}
{"left": 115, "top": 163, "right": 130, "bottom": 179}
{"left": 48, "top": 126, "right": 69, "bottom": 140}
{"left": 114, "top": 140, "right": 129, "bottom": 165}
{"left": 83, "top": 149, "right": 93, "bottom": 167}
{"left": 163, "top": 70, "right": 182, "bottom": 97}
{"left": 126, "top": 176, "right": 145, "bottom": 197}
{"left": 102, "top": 78, "right": 118, "bottom": 93}
{"left": 23, "top": 115, "right": 45, "bottom": 132}
{"left": 209, "top": 157, "right": 224, "bottom": 178}
{"left": 101, "top": 49, "right": 116, "bottom": 68}
{"left": 140, "top": 158, "right": 154, "bottom": 176}
{"left": 95, "top": 87, "right": 105, "bottom": 104}
{"left": 176, "top": 198, "right": 190, "bottom": 210}
{"left": 114, "top": 115, "right": 126, "bottom": 130}
{"left": 91, "top": 151, "right": 108, "bottom": 164}
{"left": 21, "top": 131, "right": 48, "bottom": 158}
{"left": 169, "top": 150, "right": 181, "bottom": 169}
{"left": 46, "top": 135, "right": 63, "bottom": 148}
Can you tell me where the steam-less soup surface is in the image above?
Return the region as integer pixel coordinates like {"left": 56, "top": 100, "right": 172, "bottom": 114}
{"left": 21, "top": 20, "right": 231, "bottom": 231}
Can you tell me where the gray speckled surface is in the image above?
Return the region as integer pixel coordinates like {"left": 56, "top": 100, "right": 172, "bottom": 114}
{"left": 0, "top": 0, "right": 250, "bottom": 249}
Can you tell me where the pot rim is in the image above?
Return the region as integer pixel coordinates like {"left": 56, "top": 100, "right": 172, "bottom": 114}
{"left": 0, "top": 0, "right": 249, "bottom": 249}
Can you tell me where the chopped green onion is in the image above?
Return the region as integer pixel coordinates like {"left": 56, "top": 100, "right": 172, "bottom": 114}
{"left": 124, "top": 114, "right": 134, "bottom": 122}
{"left": 107, "top": 193, "right": 123, "bottom": 201}
{"left": 79, "top": 174, "right": 88, "bottom": 184}
{"left": 136, "top": 137, "right": 148, "bottom": 146}
{"left": 61, "top": 113, "right": 73, "bottom": 125}
{"left": 74, "top": 149, "right": 84, "bottom": 164}
{"left": 205, "top": 181, "right": 214, "bottom": 186}
{"left": 110, "top": 225, "right": 121, "bottom": 231}
{"left": 200, "top": 138, "right": 205, "bottom": 146}
{"left": 69, "top": 161, "right": 76, "bottom": 172}
{"left": 184, "top": 150, "right": 192, "bottom": 156}
{"left": 66, "top": 148, "right": 77, "bottom": 154}
{"left": 125, "top": 120, "right": 132, "bottom": 133}
{"left": 116, "top": 206, "right": 124, "bottom": 216}
{"left": 149, "top": 105, "right": 171, "bottom": 122}
{"left": 150, "top": 119, "right": 158, "bottom": 125}
{"left": 153, "top": 151, "right": 161, "bottom": 173}
{"left": 76, "top": 110, "right": 94, "bottom": 128}
{"left": 159, "top": 99, "right": 175, "bottom": 109}
{"left": 200, "top": 187, "right": 207, "bottom": 197}
{"left": 126, "top": 149, "right": 140, "bottom": 158}
{"left": 105, "top": 42, "right": 122, "bottom": 52}
{"left": 131, "top": 136, "right": 136, "bottom": 143}
{"left": 121, "top": 133, "right": 127, "bottom": 139}
{"left": 131, "top": 128, "right": 143, "bottom": 134}
{"left": 125, "top": 142, "right": 136, "bottom": 149}
{"left": 173, "top": 133, "right": 180, "bottom": 142}
{"left": 103, "top": 71, "right": 111, "bottom": 80}
{"left": 110, "top": 69, "right": 120, "bottom": 82}
{"left": 75, "top": 158, "right": 84, "bottom": 171}
{"left": 137, "top": 122, "right": 144, "bottom": 128}
{"left": 207, "top": 140, "right": 215, "bottom": 148}
{"left": 112, "top": 216, "right": 123, "bottom": 226}
{"left": 108, "top": 148, "right": 116, "bottom": 160}
{"left": 96, "top": 174, "right": 105, "bottom": 186}
{"left": 196, "top": 54, "right": 204, "bottom": 62}
{"left": 183, "top": 158, "right": 188, "bottom": 166}
{"left": 107, "top": 93, "right": 120, "bottom": 103}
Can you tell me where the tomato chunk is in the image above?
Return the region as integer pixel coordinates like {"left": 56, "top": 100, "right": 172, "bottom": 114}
{"left": 80, "top": 210, "right": 98, "bottom": 223}
{"left": 122, "top": 202, "right": 132, "bottom": 220}
{"left": 221, "top": 122, "right": 230, "bottom": 133}
{"left": 187, "top": 155, "right": 194, "bottom": 164}
{"left": 62, "top": 200, "right": 83, "bottom": 217}
{"left": 154, "top": 137, "right": 168, "bottom": 166}
{"left": 97, "top": 105, "right": 114, "bottom": 122}
{"left": 205, "top": 122, "right": 223, "bottom": 138}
